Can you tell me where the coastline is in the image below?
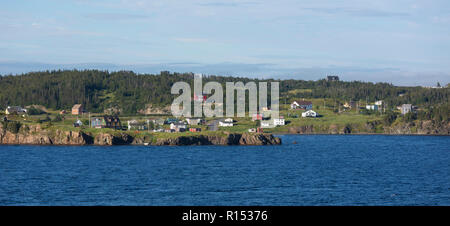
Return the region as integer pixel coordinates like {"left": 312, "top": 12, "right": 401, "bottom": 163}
{"left": 1, "top": 129, "right": 448, "bottom": 147}
{"left": 0, "top": 124, "right": 282, "bottom": 146}
{"left": 1, "top": 119, "right": 448, "bottom": 146}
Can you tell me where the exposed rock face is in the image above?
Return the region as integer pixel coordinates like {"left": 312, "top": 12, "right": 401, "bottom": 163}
{"left": 385, "top": 121, "right": 450, "bottom": 135}
{"left": 138, "top": 104, "right": 171, "bottom": 115}
{"left": 94, "top": 133, "right": 133, "bottom": 145}
{"left": 238, "top": 133, "right": 281, "bottom": 145}
{"left": 287, "top": 121, "right": 449, "bottom": 135}
{"left": 288, "top": 125, "right": 314, "bottom": 134}
{"left": 0, "top": 124, "right": 93, "bottom": 145}
{"left": 53, "top": 130, "right": 93, "bottom": 145}
{"left": 153, "top": 133, "right": 281, "bottom": 146}
{"left": 384, "top": 123, "right": 414, "bottom": 134}
{"left": 328, "top": 124, "right": 339, "bottom": 134}
{"left": 417, "top": 120, "right": 450, "bottom": 135}
{"left": 0, "top": 123, "right": 281, "bottom": 146}
{"left": 0, "top": 130, "right": 53, "bottom": 144}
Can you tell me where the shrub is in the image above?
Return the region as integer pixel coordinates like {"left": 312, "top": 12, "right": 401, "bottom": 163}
{"left": 402, "top": 112, "right": 417, "bottom": 123}
{"left": 27, "top": 107, "right": 45, "bottom": 115}
{"left": 382, "top": 111, "right": 398, "bottom": 125}
{"left": 1, "top": 121, "right": 22, "bottom": 134}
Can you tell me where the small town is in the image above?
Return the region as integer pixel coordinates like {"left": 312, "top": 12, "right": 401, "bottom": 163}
{"left": 1, "top": 75, "right": 423, "bottom": 140}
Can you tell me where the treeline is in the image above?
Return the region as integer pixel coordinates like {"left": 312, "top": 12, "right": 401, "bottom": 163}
{"left": 0, "top": 70, "right": 449, "bottom": 115}
{"left": 280, "top": 79, "right": 449, "bottom": 109}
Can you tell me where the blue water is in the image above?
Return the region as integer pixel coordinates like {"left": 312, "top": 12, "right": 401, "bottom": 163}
{"left": 0, "top": 135, "right": 449, "bottom": 206}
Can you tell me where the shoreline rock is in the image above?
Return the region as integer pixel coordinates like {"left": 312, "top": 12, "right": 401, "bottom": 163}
{"left": 0, "top": 123, "right": 282, "bottom": 146}
{"left": 286, "top": 121, "right": 449, "bottom": 135}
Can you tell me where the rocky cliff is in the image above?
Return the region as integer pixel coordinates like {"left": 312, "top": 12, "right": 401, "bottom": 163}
{"left": 153, "top": 133, "right": 281, "bottom": 146}
{"left": 287, "top": 120, "right": 450, "bottom": 135}
{"left": 0, "top": 123, "right": 281, "bottom": 146}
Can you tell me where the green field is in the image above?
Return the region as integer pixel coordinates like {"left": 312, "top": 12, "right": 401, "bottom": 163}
{"left": 1, "top": 98, "right": 387, "bottom": 137}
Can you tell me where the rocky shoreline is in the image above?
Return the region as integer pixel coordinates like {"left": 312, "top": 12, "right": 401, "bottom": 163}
{"left": 0, "top": 124, "right": 281, "bottom": 146}
{"left": 1, "top": 120, "right": 448, "bottom": 146}
{"left": 286, "top": 120, "right": 450, "bottom": 135}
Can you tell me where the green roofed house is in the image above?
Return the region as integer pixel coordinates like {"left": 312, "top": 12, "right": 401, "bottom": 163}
{"left": 91, "top": 117, "right": 106, "bottom": 128}
{"left": 166, "top": 118, "right": 179, "bottom": 124}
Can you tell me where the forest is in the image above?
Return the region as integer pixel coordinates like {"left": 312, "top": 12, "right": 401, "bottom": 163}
{"left": 0, "top": 70, "right": 448, "bottom": 121}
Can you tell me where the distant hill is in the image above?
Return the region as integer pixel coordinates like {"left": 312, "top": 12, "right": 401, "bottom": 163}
{"left": 0, "top": 70, "right": 448, "bottom": 115}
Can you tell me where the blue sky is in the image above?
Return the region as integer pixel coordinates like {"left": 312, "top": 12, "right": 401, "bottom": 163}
{"left": 1, "top": 0, "right": 449, "bottom": 86}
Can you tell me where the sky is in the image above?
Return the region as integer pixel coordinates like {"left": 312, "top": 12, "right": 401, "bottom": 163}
{"left": 1, "top": 0, "right": 450, "bottom": 86}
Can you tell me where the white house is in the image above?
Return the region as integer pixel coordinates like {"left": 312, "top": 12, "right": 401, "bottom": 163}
{"left": 401, "top": 104, "right": 413, "bottom": 115}
{"left": 291, "top": 100, "right": 313, "bottom": 110}
{"left": 186, "top": 118, "right": 204, "bottom": 125}
{"left": 73, "top": 119, "right": 83, "bottom": 127}
{"left": 375, "top": 100, "right": 383, "bottom": 106}
{"left": 301, "top": 110, "right": 317, "bottom": 118}
{"left": 366, "top": 105, "right": 378, "bottom": 111}
{"left": 273, "top": 117, "right": 285, "bottom": 126}
{"left": 170, "top": 122, "right": 187, "bottom": 132}
{"left": 219, "top": 119, "right": 233, "bottom": 127}
{"left": 127, "top": 120, "right": 147, "bottom": 131}
{"left": 260, "top": 120, "right": 274, "bottom": 128}
{"left": 5, "top": 106, "right": 27, "bottom": 115}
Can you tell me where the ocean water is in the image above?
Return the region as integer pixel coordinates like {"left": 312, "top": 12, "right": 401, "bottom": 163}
{"left": 0, "top": 135, "right": 449, "bottom": 206}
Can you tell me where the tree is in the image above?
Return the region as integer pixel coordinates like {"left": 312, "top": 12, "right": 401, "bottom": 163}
{"left": 382, "top": 111, "right": 397, "bottom": 125}
{"left": 27, "top": 107, "right": 45, "bottom": 115}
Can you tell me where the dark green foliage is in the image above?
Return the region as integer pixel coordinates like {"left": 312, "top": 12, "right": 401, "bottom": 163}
{"left": 416, "top": 104, "right": 449, "bottom": 122}
{"left": 36, "top": 115, "right": 51, "bottom": 124}
{"left": 27, "top": 107, "right": 45, "bottom": 115}
{"left": 0, "top": 70, "right": 448, "bottom": 114}
{"left": 148, "top": 121, "right": 155, "bottom": 130}
{"left": 402, "top": 112, "right": 417, "bottom": 123}
{"left": 382, "top": 111, "right": 398, "bottom": 125}
{"left": 359, "top": 109, "right": 374, "bottom": 115}
{"left": 1, "top": 120, "right": 22, "bottom": 133}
